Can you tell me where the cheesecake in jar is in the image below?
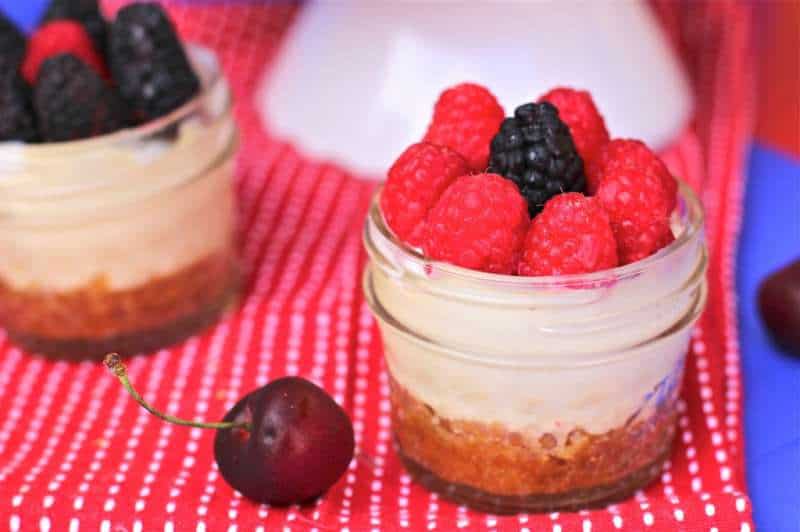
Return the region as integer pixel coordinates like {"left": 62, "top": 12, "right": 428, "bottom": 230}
{"left": 0, "top": 45, "right": 239, "bottom": 360}
{"left": 363, "top": 83, "right": 708, "bottom": 512}
{"left": 364, "top": 179, "right": 707, "bottom": 512}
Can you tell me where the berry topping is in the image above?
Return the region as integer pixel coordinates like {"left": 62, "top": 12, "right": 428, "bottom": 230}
{"left": 0, "top": 71, "right": 38, "bottom": 142}
{"left": 423, "top": 82, "right": 504, "bottom": 172}
{"left": 40, "top": 0, "right": 108, "bottom": 55}
{"left": 587, "top": 139, "right": 677, "bottom": 209}
{"left": 22, "top": 20, "right": 107, "bottom": 84}
{"left": 381, "top": 142, "right": 469, "bottom": 247}
{"left": 0, "top": 10, "right": 26, "bottom": 71}
{"left": 33, "top": 54, "right": 127, "bottom": 142}
{"left": 215, "top": 377, "right": 355, "bottom": 505}
{"left": 489, "top": 101, "right": 586, "bottom": 217}
{"left": 539, "top": 87, "right": 609, "bottom": 166}
{"left": 109, "top": 3, "right": 200, "bottom": 122}
{"left": 519, "top": 193, "right": 617, "bottom": 276}
{"left": 656, "top": 229, "right": 676, "bottom": 250}
{"left": 595, "top": 163, "right": 673, "bottom": 265}
{"left": 424, "top": 173, "right": 530, "bottom": 274}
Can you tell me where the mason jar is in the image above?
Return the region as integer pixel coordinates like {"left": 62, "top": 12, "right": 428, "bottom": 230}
{"left": 0, "top": 45, "right": 239, "bottom": 361}
{"left": 363, "top": 179, "right": 707, "bottom": 513}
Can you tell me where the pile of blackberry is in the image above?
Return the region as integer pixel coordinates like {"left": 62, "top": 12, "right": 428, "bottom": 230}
{"left": 109, "top": 3, "right": 200, "bottom": 123}
{"left": 488, "top": 102, "right": 586, "bottom": 216}
{"left": 0, "top": 1, "right": 200, "bottom": 143}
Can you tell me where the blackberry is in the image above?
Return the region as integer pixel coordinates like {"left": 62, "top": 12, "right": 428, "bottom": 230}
{"left": 0, "top": 71, "right": 38, "bottom": 142}
{"left": 488, "top": 102, "right": 586, "bottom": 216}
{"left": 40, "top": 0, "right": 108, "bottom": 55}
{"left": 0, "top": 10, "right": 26, "bottom": 70}
{"left": 34, "top": 54, "right": 128, "bottom": 142}
{"left": 109, "top": 3, "right": 200, "bottom": 122}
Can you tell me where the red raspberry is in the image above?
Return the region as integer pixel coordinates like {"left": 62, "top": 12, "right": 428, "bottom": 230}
{"left": 423, "top": 83, "right": 504, "bottom": 172}
{"left": 539, "top": 87, "right": 610, "bottom": 167}
{"left": 587, "top": 139, "right": 677, "bottom": 211}
{"left": 22, "top": 20, "right": 108, "bottom": 84}
{"left": 380, "top": 142, "right": 469, "bottom": 247}
{"left": 596, "top": 164, "right": 672, "bottom": 265}
{"left": 424, "top": 173, "right": 529, "bottom": 274}
{"left": 518, "top": 193, "right": 617, "bottom": 276}
{"left": 656, "top": 230, "right": 676, "bottom": 251}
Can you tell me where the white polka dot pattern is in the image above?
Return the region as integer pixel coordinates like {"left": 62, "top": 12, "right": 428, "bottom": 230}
{"left": 0, "top": 1, "right": 754, "bottom": 530}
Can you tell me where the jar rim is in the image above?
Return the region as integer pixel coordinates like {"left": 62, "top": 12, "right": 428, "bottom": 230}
{"left": 363, "top": 264, "right": 708, "bottom": 368}
{"left": 365, "top": 177, "right": 705, "bottom": 289}
{"left": 0, "top": 43, "right": 225, "bottom": 158}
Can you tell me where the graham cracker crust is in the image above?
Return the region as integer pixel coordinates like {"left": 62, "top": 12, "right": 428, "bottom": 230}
{"left": 0, "top": 253, "right": 238, "bottom": 360}
{"left": 390, "top": 378, "right": 676, "bottom": 513}
{"left": 399, "top": 446, "right": 668, "bottom": 514}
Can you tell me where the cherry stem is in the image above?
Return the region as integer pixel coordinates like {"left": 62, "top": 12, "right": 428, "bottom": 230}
{"left": 104, "top": 353, "right": 251, "bottom": 432}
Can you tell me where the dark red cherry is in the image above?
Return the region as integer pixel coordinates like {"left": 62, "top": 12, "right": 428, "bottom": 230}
{"left": 214, "top": 377, "right": 355, "bottom": 505}
{"left": 758, "top": 258, "right": 800, "bottom": 357}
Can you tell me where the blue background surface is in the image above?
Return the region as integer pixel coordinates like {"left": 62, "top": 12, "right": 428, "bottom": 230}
{"left": 739, "top": 145, "right": 800, "bottom": 532}
{"left": 3, "top": 1, "right": 799, "bottom": 529}
{"left": 1, "top": 1, "right": 42, "bottom": 32}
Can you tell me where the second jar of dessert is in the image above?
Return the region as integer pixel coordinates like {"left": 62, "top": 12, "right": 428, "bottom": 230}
{"left": 0, "top": 45, "right": 239, "bottom": 360}
{"left": 363, "top": 179, "right": 707, "bottom": 513}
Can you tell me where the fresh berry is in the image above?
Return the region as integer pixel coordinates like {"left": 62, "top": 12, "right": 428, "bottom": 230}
{"left": 423, "top": 83, "right": 504, "bottom": 171}
{"left": 587, "top": 139, "right": 677, "bottom": 210}
{"left": 109, "top": 3, "right": 200, "bottom": 122}
{"left": 22, "top": 20, "right": 108, "bottom": 84}
{"left": 424, "top": 173, "right": 529, "bottom": 274}
{"left": 539, "top": 87, "right": 609, "bottom": 166}
{"left": 518, "top": 193, "right": 617, "bottom": 276}
{"left": 488, "top": 102, "right": 586, "bottom": 216}
{"left": 0, "top": 10, "right": 26, "bottom": 71}
{"left": 33, "top": 54, "right": 127, "bottom": 142}
{"left": 758, "top": 259, "right": 800, "bottom": 357}
{"left": 381, "top": 142, "right": 469, "bottom": 247}
{"left": 40, "top": 0, "right": 108, "bottom": 55}
{"left": 0, "top": 71, "right": 38, "bottom": 142}
{"left": 215, "top": 377, "right": 355, "bottom": 505}
{"left": 0, "top": 11, "right": 37, "bottom": 143}
{"left": 656, "top": 230, "right": 675, "bottom": 250}
{"left": 595, "top": 163, "right": 672, "bottom": 265}
{"left": 105, "top": 354, "right": 355, "bottom": 507}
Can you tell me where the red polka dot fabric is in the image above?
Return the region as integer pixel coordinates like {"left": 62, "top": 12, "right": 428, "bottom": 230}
{"left": 0, "top": 1, "right": 755, "bottom": 530}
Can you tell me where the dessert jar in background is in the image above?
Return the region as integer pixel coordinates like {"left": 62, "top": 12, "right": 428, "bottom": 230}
{"left": 363, "top": 179, "right": 708, "bottom": 513}
{"left": 0, "top": 46, "right": 239, "bottom": 360}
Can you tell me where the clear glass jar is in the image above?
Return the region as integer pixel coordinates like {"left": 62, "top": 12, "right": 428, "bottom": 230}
{"left": 363, "top": 180, "right": 708, "bottom": 513}
{"left": 0, "top": 45, "right": 239, "bottom": 361}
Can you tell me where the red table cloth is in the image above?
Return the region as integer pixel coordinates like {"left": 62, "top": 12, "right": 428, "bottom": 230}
{"left": 0, "top": 1, "right": 755, "bottom": 530}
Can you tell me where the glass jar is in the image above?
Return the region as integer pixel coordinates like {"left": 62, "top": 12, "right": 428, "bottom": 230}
{"left": 363, "top": 179, "right": 708, "bottom": 513}
{"left": 0, "top": 45, "right": 239, "bottom": 361}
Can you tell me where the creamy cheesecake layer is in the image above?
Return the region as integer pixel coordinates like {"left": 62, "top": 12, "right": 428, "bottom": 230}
{"left": 369, "top": 265, "right": 703, "bottom": 436}
{"left": 0, "top": 112, "right": 237, "bottom": 292}
{"left": 382, "top": 316, "right": 692, "bottom": 437}
{"left": 371, "top": 250, "right": 704, "bottom": 356}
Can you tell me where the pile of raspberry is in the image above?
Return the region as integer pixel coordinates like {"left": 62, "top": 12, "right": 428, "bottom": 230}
{"left": 0, "top": 1, "right": 199, "bottom": 143}
{"left": 380, "top": 83, "right": 677, "bottom": 276}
